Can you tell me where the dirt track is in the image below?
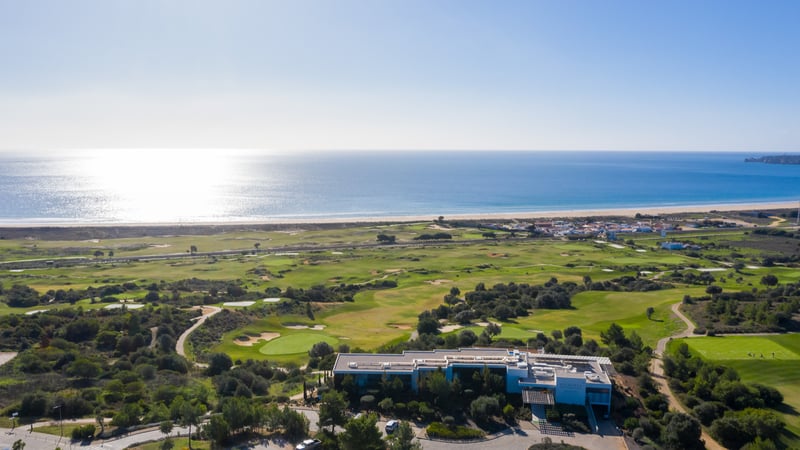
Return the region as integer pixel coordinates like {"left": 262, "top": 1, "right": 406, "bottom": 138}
{"left": 650, "top": 303, "right": 724, "bottom": 450}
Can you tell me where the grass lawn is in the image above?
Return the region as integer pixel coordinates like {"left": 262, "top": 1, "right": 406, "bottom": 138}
{"left": 259, "top": 332, "right": 338, "bottom": 355}
{"left": 683, "top": 335, "right": 800, "bottom": 361}
{"left": 681, "top": 334, "right": 800, "bottom": 447}
{"left": 514, "top": 288, "right": 701, "bottom": 347}
{"left": 128, "top": 437, "right": 211, "bottom": 450}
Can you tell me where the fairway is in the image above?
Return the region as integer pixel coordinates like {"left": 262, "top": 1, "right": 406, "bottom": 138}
{"left": 684, "top": 335, "right": 800, "bottom": 361}
{"left": 679, "top": 334, "right": 800, "bottom": 446}
{"left": 259, "top": 332, "right": 338, "bottom": 355}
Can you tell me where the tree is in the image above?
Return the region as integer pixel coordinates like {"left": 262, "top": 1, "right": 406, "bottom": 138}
{"left": 309, "top": 341, "right": 335, "bottom": 358}
{"left": 339, "top": 412, "right": 384, "bottom": 450}
{"left": 319, "top": 390, "right": 347, "bottom": 433}
{"left": 646, "top": 307, "right": 655, "bottom": 320}
{"left": 96, "top": 415, "right": 106, "bottom": 437}
{"left": 179, "top": 400, "right": 206, "bottom": 449}
{"left": 204, "top": 415, "right": 230, "bottom": 445}
{"left": 160, "top": 420, "right": 173, "bottom": 438}
{"left": 387, "top": 421, "right": 422, "bottom": 450}
{"left": 67, "top": 358, "right": 101, "bottom": 379}
{"left": 4, "top": 284, "right": 40, "bottom": 307}
{"left": 417, "top": 316, "right": 440, "bottom": 335}
{"left": 93, "top": 250, "right": 104, "bottom": 258}
{"left": 280, "top": 406, "right": 309, "bottom": 441}
{"left": 377, "top": 234, "right": 396, "bottom": 244}
{"left": 600, "top": 322, "right": 628, "bottom": 347}
{"left": 254, "top": 242, "right": 261, "bottom": 252}
{"left": 189, "top": 245, "right": 198, "bottom": 254}
{"left": 12, "top": 440, "right": 24, "bottom": 450}
{"left": 706, "top": 285, "right": 722, "bottom": 296}
{"left": 206, "top": 353, "right": 233, "bottom": 376}
{"left": 761, "top": 274, "right": 778, "bottom": 287}
{"left": 662, "top": 412, "right": 702, "bottom": 450}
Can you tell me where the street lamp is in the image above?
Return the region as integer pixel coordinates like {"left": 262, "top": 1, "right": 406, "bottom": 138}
{"left": 53, "top": 404, "right": 63, "bottom": 438}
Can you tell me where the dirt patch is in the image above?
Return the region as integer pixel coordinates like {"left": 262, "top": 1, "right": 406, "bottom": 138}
{"left": 488, "top": 253, "right": 508, "bottom": 258}
{"left": 385, "top": 269, "right": 403, "bottom": 273}
{"left": 440, "top": 325, "right": 463, "bottom": 333}
{"left": 260, "top": 275, "right": 271, "bottom": 280}
{"left": 234, "top": 332, "right": 280, "bottom": 346}
{"left": 426, "top": 279, "right": 452, "bottom": 285}
{"left": 390, "top": 324, "right": 412, "bottom": 330}
{"left": 560, "top": 253, "right": 570, "bottom": 257}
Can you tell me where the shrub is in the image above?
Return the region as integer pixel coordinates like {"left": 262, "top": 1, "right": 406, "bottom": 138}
{"left": 71, "top": 424, "right": 96, "bottom": 440}
{"left": 426, "top": 422, "right": 484, "bottom": 440}
{"left": 623, "top": 417, "right": 639, "bottom": 430}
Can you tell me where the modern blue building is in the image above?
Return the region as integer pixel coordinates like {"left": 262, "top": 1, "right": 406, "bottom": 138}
{"left": 332, "top": 348, "right": 613, "bottom": 417}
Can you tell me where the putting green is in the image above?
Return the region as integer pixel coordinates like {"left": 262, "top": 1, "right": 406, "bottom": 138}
{"left": 684, "top": 335, "right": 800, "bottom": 361}
{"left": 259, "top": 332, "right": 338, "bottom": 355}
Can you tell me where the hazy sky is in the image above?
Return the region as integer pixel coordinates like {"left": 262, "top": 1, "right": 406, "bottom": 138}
{"left": 1, "top": 0, "right": 798, "bottom": 152}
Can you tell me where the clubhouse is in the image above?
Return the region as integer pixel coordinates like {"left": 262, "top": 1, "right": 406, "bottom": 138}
{"left": 332, "top": 347, "right": 613, "bottom": 417}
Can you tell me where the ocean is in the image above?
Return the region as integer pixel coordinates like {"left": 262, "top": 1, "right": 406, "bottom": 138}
{"left": 0, "top": 150, "right": 798, "bottom": 224}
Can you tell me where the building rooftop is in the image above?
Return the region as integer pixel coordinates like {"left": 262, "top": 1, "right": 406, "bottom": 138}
{"left": 333, "top": 347, "right": 612, "bottom": 385}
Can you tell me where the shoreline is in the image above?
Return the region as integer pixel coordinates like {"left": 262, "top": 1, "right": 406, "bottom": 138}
{"left": 0, "top": 200, "right": 797, "bottom": 228}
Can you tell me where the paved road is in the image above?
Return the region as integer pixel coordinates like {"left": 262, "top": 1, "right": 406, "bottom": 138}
{"left": 176, "top": 306, "right": 221, "bottom": 358}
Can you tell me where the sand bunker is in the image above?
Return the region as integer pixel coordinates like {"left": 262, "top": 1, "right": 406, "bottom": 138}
{"left": 331, "top": 251, "right": 343, "bottom": 255}
{"left": 390, "top": 324, "right": 412, "bottom": 330}
{"left": 602, "top": 268, "right": 614, "bottom": 272}
{"left": 746, "top": 265, "right": 761, "bottom": 269}
{"left": 426, "top": 279, "right": 452, "bottom": 285}
{"left": 25, "top": 309, "right": 47, "bottom": 315}
{"left": 608, "top": 244, "right": 625, "bottom": 249}
{"left": 697, "top": 268, "right": 726, "bottom": 272}
{"left": 636, "top": 249, "right": 647, "bottom": 253}
{"left": 284, "top": 324, "right": 326, "bottom": 330}
{"left": 234, "top": 332, "right": 280, "bottom": 346}
{"left": 223, "top": 301, "right": 255, "bottom": 307}
{"left": 488, "top": 253, "right": 508, "bottom": 258}
{"left": 440, "top": 325, "right": 463, "bottom": 333}
{"left": 275, "top": 252, "right": 299, "bottom": 256}
{"left": 150, "top": 244, "right": 172, "bottom": 248}
{"left": 263, "top": 298, "right": 282, "bottom": 303}
{"left": 105, "top": 303, "right": 144, "bottom": 309}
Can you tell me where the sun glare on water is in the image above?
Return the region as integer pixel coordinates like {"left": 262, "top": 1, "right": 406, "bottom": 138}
{"left": 76, "top": 149, "right": 239, "bottom": 222}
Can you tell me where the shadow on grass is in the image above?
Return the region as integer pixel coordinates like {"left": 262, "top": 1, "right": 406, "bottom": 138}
{"left": 775, "top": 402, "right": 800, "bottom": 417}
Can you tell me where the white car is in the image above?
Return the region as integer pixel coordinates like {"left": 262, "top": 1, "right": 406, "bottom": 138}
{"left": 385, "top": 419, "right": 399, "bottom": 433}
{"left": 296, "top": 438, "right": 321, "bottom": 450}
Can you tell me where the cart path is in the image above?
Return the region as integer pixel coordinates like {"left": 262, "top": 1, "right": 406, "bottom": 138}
{"left": 651, "top": 302, "right": 724, "bottom": 450}
{"left": 176, "top": 306, "right": 222, "bottom": 358}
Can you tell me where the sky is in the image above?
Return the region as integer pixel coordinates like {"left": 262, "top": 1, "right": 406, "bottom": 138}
{"left": 0, "top": 0, "right": 798, "bottom": 152}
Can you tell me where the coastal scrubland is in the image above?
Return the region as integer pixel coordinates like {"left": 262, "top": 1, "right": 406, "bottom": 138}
{"left": 1, "top": 213, "right": 800, "bottom": 448}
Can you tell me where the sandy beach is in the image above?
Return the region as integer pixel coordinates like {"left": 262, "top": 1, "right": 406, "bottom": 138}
{"left": 0, "top": 200, "right": 797, "bottom": 229}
